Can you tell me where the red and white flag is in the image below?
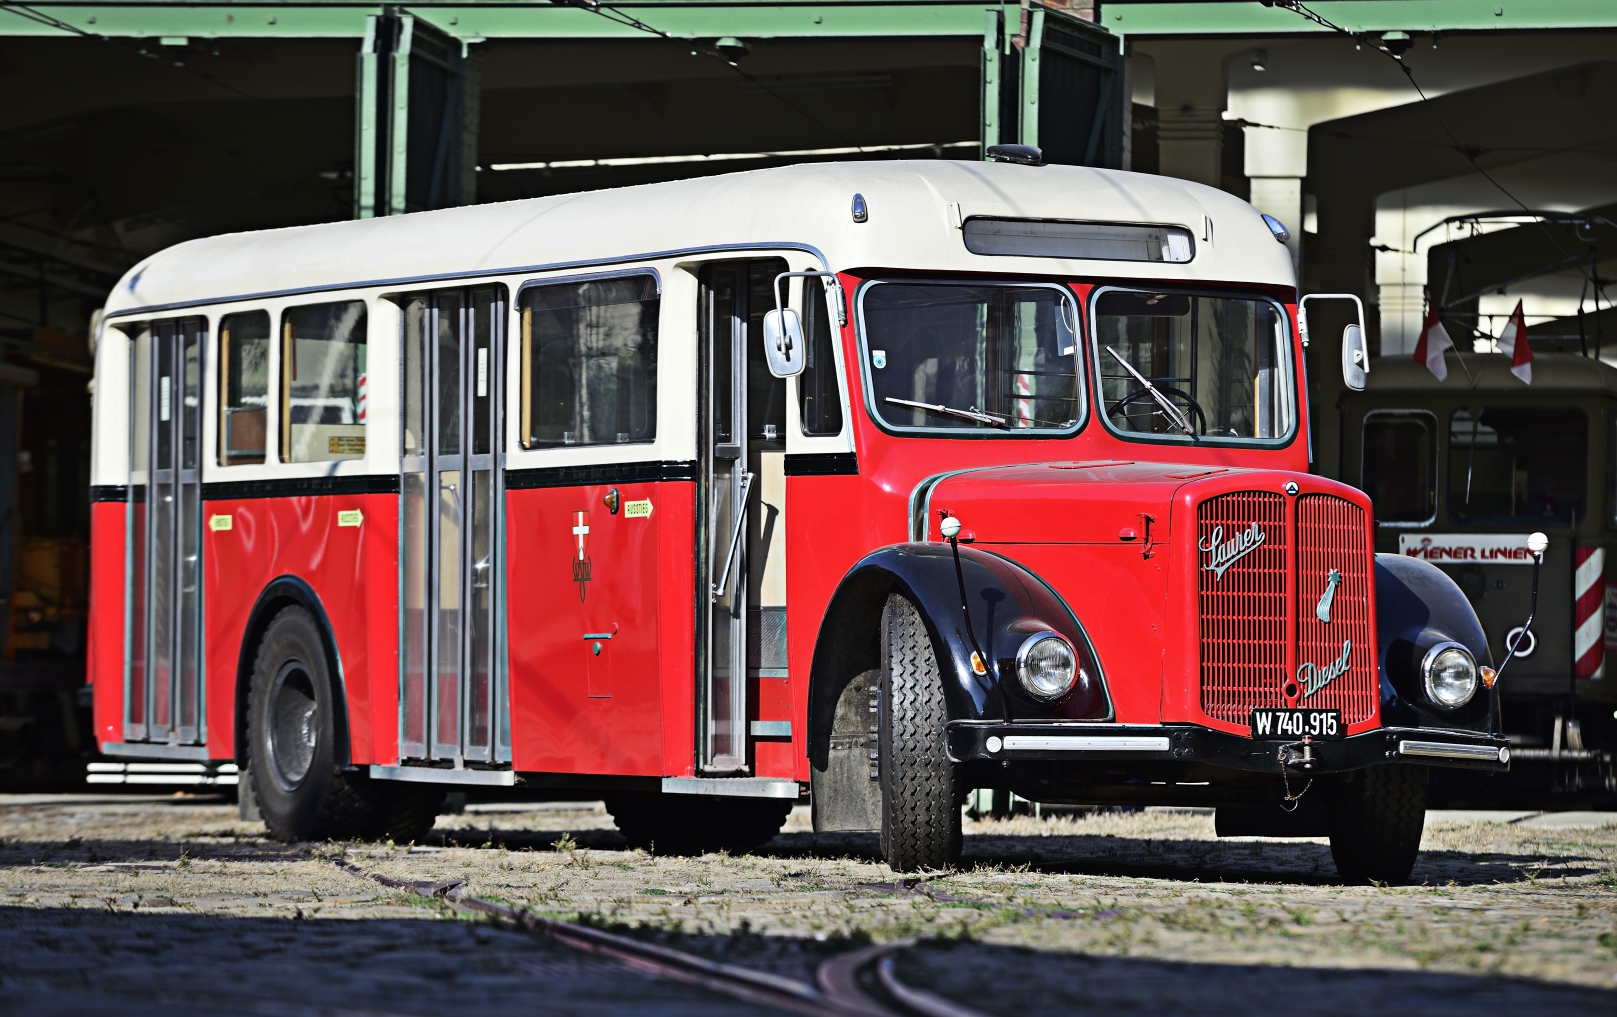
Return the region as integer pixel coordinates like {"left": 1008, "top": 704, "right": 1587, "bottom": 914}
{"left": 1496, "top": 299, "right": 1533, "bottom": 384}
{"left": 1412, "top": 306, "right": 1452, "bottom": 382}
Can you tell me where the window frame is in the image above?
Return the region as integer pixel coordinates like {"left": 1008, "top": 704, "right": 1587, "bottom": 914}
{"left": 277, "top": 298, "right": 370, "bottom": 465}
{"left": 216, "top": 309, "right": 272, "bottom": 467}
{"left": 854, "top": 277, "right": 1087, "bottom": 440}
{"left": 1359, "top": 408, "right": 1438, "bottom": 529}
{"left": 1087, "top": 284, "right": 1299, "bottom": 450}
{"left": 515, "top": 267, "right": 662, "bottom": 452}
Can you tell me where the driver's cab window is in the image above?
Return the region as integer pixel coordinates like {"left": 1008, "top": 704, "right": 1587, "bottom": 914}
{"left": 1360, "top": 411, "right": 1436, "bottom": 526}
{"left": 1095, "top": 288, "right": 1293, "bottom": 442}
{"left": 1448, "top": 407, "right": 1586, "bottom": 524}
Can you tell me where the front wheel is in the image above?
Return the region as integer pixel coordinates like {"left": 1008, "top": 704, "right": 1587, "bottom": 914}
{"left": 878, "top": 594, "right": 961, "bottom": 872}
{"left": 1327, "top": 764, "right": 1428, "bottom": 884}
{"left": 247, "top": 606, "right": 374, "bottom": 842}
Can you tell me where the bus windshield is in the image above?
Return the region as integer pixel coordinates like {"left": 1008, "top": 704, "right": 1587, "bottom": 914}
{"left": 859, "top": 281, "right": 1081, "bottom": 434}
{"left": 1095, "top": 288, "right": 1293, "bottom": 442}
{"left": 1448, "top": 407, "right": 1586, "bottom": 525}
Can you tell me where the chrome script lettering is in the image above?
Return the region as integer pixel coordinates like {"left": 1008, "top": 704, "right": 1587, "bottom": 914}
{"left": 1198, "top": 522, "right": 1266, "bottom": 580}
{"left": 1298, "top": 640, "right": 1352, "bottom": 699}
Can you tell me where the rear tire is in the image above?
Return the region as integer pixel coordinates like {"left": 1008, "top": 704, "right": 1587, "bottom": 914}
{"left": 1327, "top": 764, "right": 1428, "bottom": 884}
{"left": 878, "top": 594, "right": 961, "bottom": 872}
{"left": 247, "top": 607, "right": 374, "bottom": 842}
{"left": 604, "top": 792, "right": 791, "bottom": 855}
{"left": 365, "top": 782, "right": 445, "bottom": 843}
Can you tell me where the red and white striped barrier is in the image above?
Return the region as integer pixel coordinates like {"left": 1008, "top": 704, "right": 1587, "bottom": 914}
{"left": 1574, "top": 546, "right": 1604, "bottom": 679}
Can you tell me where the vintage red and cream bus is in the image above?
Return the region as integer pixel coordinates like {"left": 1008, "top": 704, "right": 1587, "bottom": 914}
{"left": 88, "top": 157, "right": 1510, "bottom": 882}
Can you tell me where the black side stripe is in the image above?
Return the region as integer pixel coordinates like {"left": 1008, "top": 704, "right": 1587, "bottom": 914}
{"left": 202, "top": 474, "right": 401, "bottom": 501}
{"left": 91, "top": 485, "right": 127, "bottom": 503}
{"left": 504, "top": 460, "right": 697, "bottom": 490}
{"left": 784, "top": 452, "right": 859, "bottom": 477}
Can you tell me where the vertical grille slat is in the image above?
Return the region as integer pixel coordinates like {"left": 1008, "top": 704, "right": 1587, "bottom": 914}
{"left": 1296, "top": 494, "right": 1377, "bottom": 724}
{"left": 1197, "top": 492, "right": 1289, "bottom": 724}
{"left": 1197, "top": 491, "right": 1376, "bottom": 728}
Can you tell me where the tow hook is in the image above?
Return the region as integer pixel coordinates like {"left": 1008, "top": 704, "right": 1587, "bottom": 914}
{"left": 1279, "top": 735, "right": 1315, "bottom": 771}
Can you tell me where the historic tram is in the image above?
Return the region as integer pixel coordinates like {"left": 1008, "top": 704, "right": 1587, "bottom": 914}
{"left": 88, "top": 158, "right": 1508, "bottom": 882}
{"left": 1343, "top": 352, "right": 1616, "bottom": 801}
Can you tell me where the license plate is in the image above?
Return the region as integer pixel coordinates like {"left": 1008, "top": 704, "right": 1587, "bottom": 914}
{"left": 1249, "top": 708, "right": 1343, "bottom": 740}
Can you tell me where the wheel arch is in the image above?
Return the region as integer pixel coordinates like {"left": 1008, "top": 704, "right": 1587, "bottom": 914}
{"left": 1373, "top": 553, "right": 1492, "bottom": 731}
{"left": 234, "top": 575, "right": 354, "bottom": 768}
{"left": 807, "top": 543, "right": 1109, "bottom": 770}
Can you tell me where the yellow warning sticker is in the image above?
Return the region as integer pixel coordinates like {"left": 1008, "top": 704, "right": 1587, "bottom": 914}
{"left": 337, "top": 509, "right": 364, "bottom": 528}
{"left": 623, "top": 499, "right": 653, "bottom": 519}
{"left": 208, "top": 513, "right": 233, "bottom": 532}
{"left": 328, "top": 435, "right": 366, "bottom": 455}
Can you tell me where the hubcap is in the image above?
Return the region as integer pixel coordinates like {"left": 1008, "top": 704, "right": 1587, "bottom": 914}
{"left": 268, "top": 661, "right": 318, "bottom": 789}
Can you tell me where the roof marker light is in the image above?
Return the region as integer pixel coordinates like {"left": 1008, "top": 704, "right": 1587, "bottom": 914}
{"left": 851, "top": 193, "right": 868, "bottom": 223}
{"left": 1262, "top": 214, "right": 1291, "bottom": 244}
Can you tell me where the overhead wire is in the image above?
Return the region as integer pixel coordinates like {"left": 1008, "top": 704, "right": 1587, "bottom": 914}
{"left": 539, "top": 0, "right": 865, "bottom": 151}
{"left": 0, "top": 1, "right": 258, "bottom": 99}
{"left": 1268, "top": 0, "right": 1610, "bottom": 350}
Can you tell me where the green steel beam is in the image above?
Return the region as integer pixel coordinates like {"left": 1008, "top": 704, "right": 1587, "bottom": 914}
{"left": 1102, "top": 1, "right": 1617, "bottom": 37}
{"left": 0, "top": 2, "right": 994, "bottom": 39}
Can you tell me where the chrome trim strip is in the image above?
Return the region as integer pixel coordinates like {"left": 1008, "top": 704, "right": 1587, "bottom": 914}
{"left": 99, "top": 741, "right": 214, "bottom": 761}
{"left": 104, "top": 241, "right": 829, "bottom": 319}
{"left": 661, "top": 776, "right": 802, "bottom": 799}
{"left": 999, "top": 735, "right": 1171, "bottom": 752}
{"left": 749, "top": 720, "right": 792, "bottom": 737}
{"left": 1397, "top": 740, "right": 1506, "bottom": 763}
{"left": 370, "top": 764, "right": 516, "bottom": 786}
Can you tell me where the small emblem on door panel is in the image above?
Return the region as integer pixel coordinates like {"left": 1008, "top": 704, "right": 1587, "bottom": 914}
{"left": 1315, "top": 568, "right": 1342, "bottom": 623}
{"left": 337, "top": 509, "right": 363, "bottom": 528}
{"left": 208, "top": 513, "right": 233, "bottom": 532}
{"left": 572, "top": 510, "right": 592, "bottom": 602}
{"left": 1198, "top": 522, "right": 1266, "bottom": 580}
{"left": 624, "top": 499, "right": 653, "bottom": 519}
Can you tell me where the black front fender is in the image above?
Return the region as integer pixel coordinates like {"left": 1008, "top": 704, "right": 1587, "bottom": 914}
{"left": 1375, "top": 553, "right": 1493, "bottom": 731}
{"left": 807, "top": 543, "right": 1110, "bottom": 769}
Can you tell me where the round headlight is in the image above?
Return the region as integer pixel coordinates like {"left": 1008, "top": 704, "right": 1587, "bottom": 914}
{"left": 1016, "top": 632, "right": 1079, "bottom": 700}
{"left": 1421, "top": 642, "right": 1478, "bottom": 709}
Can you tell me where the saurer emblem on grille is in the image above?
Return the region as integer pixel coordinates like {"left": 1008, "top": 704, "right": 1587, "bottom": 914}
{"left": 1298, "top": 639, "right": 1351, "bottom": 699}
{"left": 1198, "top": 522, "right": 1266, "bottom": 580}
{"left": 1315, "top": 568, "right": 1342, "bottom": 623}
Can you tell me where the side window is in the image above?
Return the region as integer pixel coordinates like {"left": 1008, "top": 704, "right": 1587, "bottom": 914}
{"left": 798, "top": 278, "right": 844, "bottom": 436}
{"left": 280, "top": 301, "right": 368, "bottom": 463}
{"left": 519, "top": 274, "right": 657, "bottom": 448}
{"left": 1361, "top": 412, "right": 1435, "bottom": 525}
{"left": 219, "top": 311, "right": 270, "bottom": 465}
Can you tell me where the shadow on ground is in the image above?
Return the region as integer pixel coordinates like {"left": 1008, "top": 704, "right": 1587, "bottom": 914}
{"left": 427, "top": 826, "right": 1604, "bottom": 887}
{"left": 0, "top": 905, "right": 1610, "bottom": 1017}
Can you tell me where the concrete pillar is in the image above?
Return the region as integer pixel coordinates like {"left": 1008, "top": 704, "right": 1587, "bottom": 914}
{"left": 1133, "top": 40, "right": 1247, "bottom": 189}
{"left": 1248, "top": 176, "right": 1302, "bottom": 275}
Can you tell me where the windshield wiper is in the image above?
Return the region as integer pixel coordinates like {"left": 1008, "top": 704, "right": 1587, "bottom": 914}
{"left": 884, "top": 397, "right": 1009, "bottom": 428}
{"left": 1105, "top": 346, "right": 1198, "bottom": 440}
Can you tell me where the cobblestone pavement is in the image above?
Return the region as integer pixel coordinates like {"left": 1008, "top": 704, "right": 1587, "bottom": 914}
{"left": 0, "top": 793, "right": 1613, "bottom": 1015}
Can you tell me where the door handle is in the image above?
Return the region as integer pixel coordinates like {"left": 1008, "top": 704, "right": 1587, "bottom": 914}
{"left": 711, "top": 471, "right": 754, "bottom": 603}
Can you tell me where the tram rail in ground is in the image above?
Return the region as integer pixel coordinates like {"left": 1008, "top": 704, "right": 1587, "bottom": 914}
{"left": 332, "top": 858, "right": 988, "bottom": 1017}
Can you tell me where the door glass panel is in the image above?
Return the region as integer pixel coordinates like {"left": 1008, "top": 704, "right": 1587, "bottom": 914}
{"left": 127, "top": 326, "right": 151, "bottom": 737}
{"left": 401, "top": 470, "right": 428, "bottom": 756}
{"left": 435, "top": 470, "right": 462, "bottom": 752}
{"left": 149, "top": 324, "right": 175, "bottom": 737}
{"left": 798, "top": 279, "right": 844, "bottom": 436}
{"left": 471, "top": 289, "right": 494, "bottom": 457}
{"left": 468, "top": 469, "right": 493, "bottom": 756}
{"left": 178, "top": 480, "right": 201, "bottom": 735}
{"left": 403, "top": 298, "right": 428, "bottom": 459}
{"left": 437, "top": 293, "right": 463, "bottom": 457}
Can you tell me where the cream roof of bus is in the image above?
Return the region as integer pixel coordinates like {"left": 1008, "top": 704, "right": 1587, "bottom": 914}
{"left": 1365, "top": 352, "right": 1617, "bottom": 393}
{"left": 102, "top": 160, "right": 1294, "bottom": 317}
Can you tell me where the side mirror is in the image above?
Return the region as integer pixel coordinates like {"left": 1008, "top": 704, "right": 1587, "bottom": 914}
{"left": 762, "top": 308, "right": 805, "bottom": 378}
{"left": 1342, "top": 323, "right": 1368, "bottom": 391}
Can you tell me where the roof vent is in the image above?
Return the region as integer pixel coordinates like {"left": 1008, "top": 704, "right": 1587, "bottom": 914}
{"left": 986, "top": 144, "right": 1043, "bottom": 166}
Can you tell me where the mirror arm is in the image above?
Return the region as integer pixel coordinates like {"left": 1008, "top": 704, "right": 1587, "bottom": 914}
{"left": 1297, "top": 293, "right": 1366, "bottom": 347}
{"left": 773, "top": 269, "right": 846, "bottom": 328}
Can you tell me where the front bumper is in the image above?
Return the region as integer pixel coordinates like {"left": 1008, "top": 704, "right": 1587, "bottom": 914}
{"left": 945, "top": 721, "right": 1511, "bottom": 773}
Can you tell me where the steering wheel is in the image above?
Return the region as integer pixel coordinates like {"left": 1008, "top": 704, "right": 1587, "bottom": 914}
{"left": 1108, "top": 386, "right": 1209, "bottom": 436}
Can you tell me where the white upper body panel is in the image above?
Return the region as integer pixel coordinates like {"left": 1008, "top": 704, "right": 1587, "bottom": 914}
{"left": 101, "top": 161, "right": 1295, "bottom": 317}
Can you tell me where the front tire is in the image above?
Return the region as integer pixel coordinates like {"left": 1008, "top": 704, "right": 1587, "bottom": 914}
{"left": 878, "top": 594, "right": 961, "bottom": 872}
{"left": 1327, "top": 764, "right": 1428, "bottom": 884}
{"left": 247, "top": 606, "right": 374, "bottom": 841}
